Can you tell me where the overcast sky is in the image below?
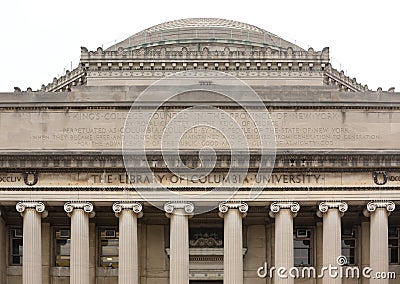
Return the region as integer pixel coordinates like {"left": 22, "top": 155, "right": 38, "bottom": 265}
{"left": 1, "top": 0, "right": 398, "bottom": 92}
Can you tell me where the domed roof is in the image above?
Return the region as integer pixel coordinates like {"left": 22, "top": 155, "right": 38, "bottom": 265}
{"left": 108, "top": 18, "right": 304, "bottom": 51}
{"left": 144, "top": 18, "right": 265, "bottom": 34}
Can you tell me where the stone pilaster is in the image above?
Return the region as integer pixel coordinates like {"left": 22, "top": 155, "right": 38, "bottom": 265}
{"left": 318, "top": 201, "right": 348, "bottom": 284}
{"left": 361, "top": 221, "right": 370, "bottom": 284}
{"left": 64, "top": 202, "right": 95, "bottom": 284}
{"left": 0, "top": 210, "right": 6, "bottom": 284}
{"left": 164, "top": 202, "right": 194, "bottom": 284}
{"left": 112, "top": 202, "right": 143, "bottom": 284}
{"left": 16, "top": 201, "right": 47, "bottom": 284}
{"left": 364, "top": 201, "right": 395, "bottom": 284}
{"left": 219, "top": 202, "right": 248, "bottom": 284}
{"left": 42, "top": 223, "right": 51, "bottom": 284}
{"left": 270, "top": 202, "right": 300, "bottom": 284}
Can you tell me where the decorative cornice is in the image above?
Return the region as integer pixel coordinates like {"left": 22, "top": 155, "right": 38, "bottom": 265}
{"left": 85, "top": 69, "right": 325, "bottom": 79}
{"left": 218, "top": 201, "right": 248, "bottom": 218}
{"left": 112, "top": 201, "right": 143, "bottom": 218}
{"left": 43, "top": 65, "right": 85, "bottom": 93}
{"left": 81, "top": 45, "right": 328, "bottom": 62}
{"left": 269, "top": 201, "right": 300, "bottom": 218}
{"left": 2, "top": 153, "right": 400, "bottom": 170}
{"left": 325, "top": 65, "right": 370, "bottom": 92}
{"left": 16, "top": 201, "right": 47, "bottom": 218}
{"left": 164, "top": 201, "right": 194, "bottom": 215}
{"left": 366, "top": 201, "right": 395, "bottom": 213}
{"left": 4, "top": 185, "right": 400, "bottom": 192}
{"left": 64, "top": 201, "right": 95, "bottom": 218}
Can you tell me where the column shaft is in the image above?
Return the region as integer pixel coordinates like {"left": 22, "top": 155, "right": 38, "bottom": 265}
{"left": 366, "top": 201, "right": 394, "bottom": 284}
{"left": 322, "top": 209, "right": 342, "bottom": 284}
{"left": 224, "top": 209, "right": 243, "bottom": 284}
{"left": 370, "top": 208, "right": 389, "bottom": 284}
{"left": 70, "top": 209, "right": 90, "bottom": 284}
{"left": 270, "top": 202, "right": 299, "bottom": 284}
{"left": 169, "top": 209, "right": 189, "bottom": 284}
{"left": 22, "top": 208, "right": 42, "bottom": 284}
{"left": 275, "top": 209, "right": 294, "bottom": 284}
{"left": 0, "top": 214, "right": 6, "bottom": 283}
{"left": 119, "top": 209, "right": 139, "bottom": 284}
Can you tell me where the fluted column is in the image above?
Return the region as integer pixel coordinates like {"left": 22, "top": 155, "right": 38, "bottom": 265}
{"left": 164, "top": 202, "right": 194, "bottom": 284}
{"left": 16, "top": 201, "right": 47, "bottom": 284}
{"left": 219, "top": 202, "right": 248, "bottom": 284}
{"left": 64, "top": 202, "right": 95, "bottom": 284}
{"left": 112, "top": 202, "right": 143, "bottom": 284}
{"left": 318, "top": 201, "right": 348, "bottom": 284}
{"left": 270, "top": 202, "right": 300, "bottom": 284}
{"left": 364, "top": 201, "right": 395, "bottom": 284}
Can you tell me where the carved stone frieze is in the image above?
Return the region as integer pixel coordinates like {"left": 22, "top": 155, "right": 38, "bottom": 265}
{"left": 189, "top": 232, "right": 223, "bottom": 248}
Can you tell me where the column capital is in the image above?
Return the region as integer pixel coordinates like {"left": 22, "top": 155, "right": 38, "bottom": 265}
{"left": 364, "top": 201, "right": 395, "bottom": 217}
{"left": 218, "top": 201, "right": 248, "bottom": 218}
{"left": 164, "top": 201, "right": 194, "bottom": 216}
{"left": 270, "top": 201, "right": 300, "bottom": 218}
{"left": 112, "top": 201, "right": 143, "bottom": 218}
{"left": 16, "top": 201, "right": 47, "bottom": 217}
{"left": 317, "top": 201, "right": 348, "bottom": 217}
{"left": 64, "top": 201, "right": 95, "bottom": 218}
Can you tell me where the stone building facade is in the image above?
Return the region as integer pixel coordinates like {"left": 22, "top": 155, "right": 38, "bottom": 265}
{"left": 0, "top": 18, "right": 399, "bottom": 284}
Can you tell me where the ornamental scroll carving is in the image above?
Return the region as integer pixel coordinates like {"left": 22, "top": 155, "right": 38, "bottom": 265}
{"left": 189, "top": 232, "right": 223, "bottom": 248}
{"left": 164, "top": 201, "right": 194, "bottom": 215}
{"left": 317, "top": 201, "right": 348, "bottom": 218}
{"left": 366, "top": 201, "right": 395, "bottom": 212}
{"left": 270, "top": 202, "right": 300, "bottom": 213}
{"left": 363, "top": 201, "right": 395, "bottom": 217}
{"left": 218, "top": 202, "right": 248, "bottom": 213}
{"left": 64, "top": 201, "right": 95, "bottom": 218}
{"left": 112, "top": 202, "right": 143, "bottom": 218}
{"left": 16, "top": 201, "right": 47, "bottom": 218}
{"left": 16, "top": 201, "right": 45, "bottom": 213}
{"left": 269, "top": 201, "right": 300, "bottom": 218}
{"left": 218, "top": 202, "right": 248, "bottom": 218}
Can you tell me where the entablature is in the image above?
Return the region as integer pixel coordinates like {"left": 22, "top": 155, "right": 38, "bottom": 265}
{"left": 0, "top": 152, "right": 399, "bottom": 171}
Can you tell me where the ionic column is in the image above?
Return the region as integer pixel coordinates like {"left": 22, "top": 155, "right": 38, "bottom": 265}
{"left": 318, "top": 201, "right": 348, "bottom": 284}
{"left": 219, "top": 202, "right": 248, "bottom": 284}
{"left": 112, "top": 202, "right": 143, "bottom": 284}
{"left": 364, "top": 201, "right": 395, "bottom": 284}
{"left": 270, "top": 202, "right": 300, "bottom": 284}
{"left": 64, "top": 202, "right": 95, "bottom": 284}
{"left": 164, "top": 202, "right": 194, "bottom": 284}
{"left": 16, "top": 202, "right": 47, "bottom": 284}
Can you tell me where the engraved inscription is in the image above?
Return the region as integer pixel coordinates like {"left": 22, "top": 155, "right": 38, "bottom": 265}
{"left": 88, "top": 173, "right": 323, "bottom": 186}
{"left": 2, "top": 109, "right": 399, "bottom": 150}
{"left": 1, "top": 171, "right": 400, "bottom": 188}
